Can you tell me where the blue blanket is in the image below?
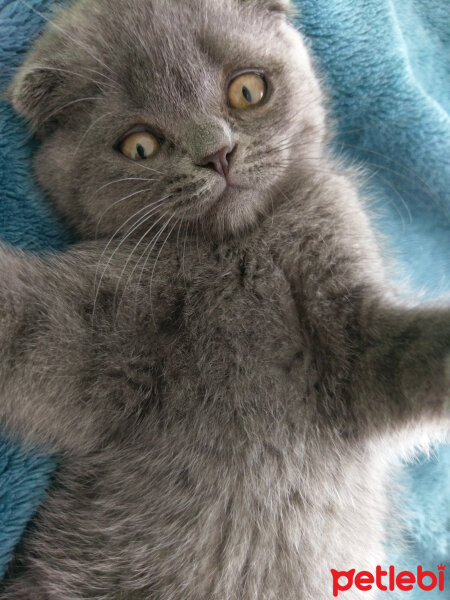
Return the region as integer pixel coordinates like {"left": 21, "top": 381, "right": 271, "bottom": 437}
{"left": 0, "top": 0, "right": 448, "bottom": 594}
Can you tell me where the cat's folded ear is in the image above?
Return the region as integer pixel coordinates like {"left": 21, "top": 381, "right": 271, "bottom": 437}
{"left": 6, "top": 58, "right": 88, "bottom": 138}
{"left": 6, "top": 65, "right": 61, "bottom": 134}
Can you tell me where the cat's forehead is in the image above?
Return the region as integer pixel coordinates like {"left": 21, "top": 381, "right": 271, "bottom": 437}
{"left": 68, "top": 0, "right": 291, "bottom": 117}
{"left": 80, "top": 0, "right": 286, "bottom": 96}
{"left": 99, "top": 0, "right": 276, "bottom": 44}
{"left": 11, "top": 0, "right": 305, "bottom": 137}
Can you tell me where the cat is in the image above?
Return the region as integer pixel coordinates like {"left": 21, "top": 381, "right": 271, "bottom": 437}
{"left": 0, "top": 0, "right": 448, "bottom": 598}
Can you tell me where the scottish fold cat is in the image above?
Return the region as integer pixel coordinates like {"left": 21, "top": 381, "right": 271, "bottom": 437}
{"left": 0, "top": 0, "right": 448, "bottom": 598}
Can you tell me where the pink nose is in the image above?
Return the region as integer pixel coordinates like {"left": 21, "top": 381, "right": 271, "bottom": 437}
{"left": 200, "top": 145, "right": 234, "bottom": 178}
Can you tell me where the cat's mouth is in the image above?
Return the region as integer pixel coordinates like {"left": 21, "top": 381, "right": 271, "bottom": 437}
{"left": 215, "top": 181, "right": 251, "bottom": 207}
{"left": 185, "top": 173, "right": 258, "bottom": 231}
{"left": 216, "top": 175, "right": 250, "bottom": 195}
{"left": 224, "top": 182, "right": 248, "bottom": 192}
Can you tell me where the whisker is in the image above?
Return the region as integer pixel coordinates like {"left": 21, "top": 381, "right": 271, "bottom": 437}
{"left": 287, "top": 158, "right": 410, "bottom": 226}
{"left": 82, "top": 67, "right": 120, "bottom": 89}
{"left": 336, "top": 142, "right": 447, "bottom": 212}
{"left": 195, "top": 221, "right": 201, "bottom": 264}
{"left": 268, "top": 131, "right": 446, "bottom": 218}
{"left": 140, "top": 213, "right": 178, "bottom": 322}
{"left": 334, "top": 126, "right": 385, "bottom": 136}
{"left": 92, "top": 193, "right": 169, "bottom": 306}
{"left": 92, "top": 197, "right": 170, "bottom": 324}
{"left": 175, "top": 219, "right": 184, "bottom": 262}
{"left": 114, "top": 209, "right": 175, "bottom": 317}
{"left": 257, "top": 112, "right": 446, "bottom": 212}
{"left": 94, "top": 177, "right": 156, "bottom": 197}
{"left": 369, "top": 171, "right": 412, "bottom": 229}
{"left": 182, "top": 221, "right": 191, "bottom": 279}
{"left": 299, "top": 152, "right": 448, "bottom": 218}
{"left": 130, "top": 160, "right": 166, "bottom": 176}
{"left": 94, "top": 193, "right": 170, "bottom": 286}
{"left": 94, "top": 186, "right": 156, "bottom": 239}
{"left": 147, "top": 216, "right": 179, "bottom": 315}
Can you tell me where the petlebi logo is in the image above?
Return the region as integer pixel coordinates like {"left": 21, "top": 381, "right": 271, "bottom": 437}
{"left": 331, "top": 564, "right": 446, "bottom": 597}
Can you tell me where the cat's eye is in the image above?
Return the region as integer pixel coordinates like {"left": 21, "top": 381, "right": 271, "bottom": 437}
{"left": 120, "top": 131, "right": 160, "bottom": 160}
{"left": 228, "top": 72, "right": 267, "bottom": 110}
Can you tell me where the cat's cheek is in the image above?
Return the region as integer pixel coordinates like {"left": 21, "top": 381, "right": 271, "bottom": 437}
{"left": 34, "top": 133, "right": 85, "bottom": 224}
{"left": 34, "top": 138, "right": 67, "bottom": 199}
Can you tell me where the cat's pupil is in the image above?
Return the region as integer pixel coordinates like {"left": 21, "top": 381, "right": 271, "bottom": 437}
{"left": 242, "top": 86, "right": 252, "bottom": 103}
{"left": 137, "top": 144, "right": 147, "bottom": 159}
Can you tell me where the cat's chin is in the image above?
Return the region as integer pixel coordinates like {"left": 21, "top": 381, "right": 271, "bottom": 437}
{"left": 203, "top": 183, "right": 269, "bottom": 237}
{"left": 178, "top": 175, "right": 277, "bottom": 238}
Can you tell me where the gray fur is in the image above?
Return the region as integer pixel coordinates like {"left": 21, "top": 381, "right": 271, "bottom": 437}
{"left": 1, "top": 0, "right": 449, "bottom": 598}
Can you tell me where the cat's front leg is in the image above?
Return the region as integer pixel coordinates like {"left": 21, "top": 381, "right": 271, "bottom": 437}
{"left": 348, "top": 302, "right": 450, "bottom": 437}
{"left": 271, "top": 177, "right": 449, "bottom": 440}
{"left": 0, "top": 242, "right": 116, "bottom": 454}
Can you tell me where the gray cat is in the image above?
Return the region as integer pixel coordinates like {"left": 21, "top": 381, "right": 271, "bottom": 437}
{"left": 1, "top": 0, "right": 448, "bottom": 598}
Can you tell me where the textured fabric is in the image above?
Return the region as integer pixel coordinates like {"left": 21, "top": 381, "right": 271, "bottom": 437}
{"left": 296, "top": 0, "right": 450, "bottom": 296}
{"left": 0, "top": 0, "right": 448, "bottom": 592}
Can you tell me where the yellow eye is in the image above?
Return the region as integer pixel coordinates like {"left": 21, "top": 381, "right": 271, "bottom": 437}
{"left": 120, "top": 131, "right": 160, "bottom": 160}
{"left": 228, "top": 73, "right": 267, "bottom": 110}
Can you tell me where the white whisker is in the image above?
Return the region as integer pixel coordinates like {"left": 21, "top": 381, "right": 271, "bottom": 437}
{"left": 114, "top": 209, "right": 175, "bottom": 316}
{"left": 130, "top": 160, "right": 166, "bottom": 176}
{"left": 82, "top": 67, "right": 120, "bottom": 89}
{"left": 147, "top": 216, "right": 179, "bottom": 314}
{"left": 94, "top": 196, "right": 169, "bottom": 288}
{"left": 182, "top": 221, "right": 191, "bottom": 279}
{"left": 94, "top": 178, "right": 156, "bottom": 196}
{"left": 92, "top": 195, "right": 172, "bottom": 321}
{"left": 95, "top": 186, "right": 156, "bottom": 239}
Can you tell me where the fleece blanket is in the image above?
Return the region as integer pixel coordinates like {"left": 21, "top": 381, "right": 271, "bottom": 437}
{"left": 0, "top": 0, "right": 448, "bottom": 595}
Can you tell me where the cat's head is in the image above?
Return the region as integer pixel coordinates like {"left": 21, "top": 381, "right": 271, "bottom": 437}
{"left": 8, "top": 0, "right": 325, "bottom": 239}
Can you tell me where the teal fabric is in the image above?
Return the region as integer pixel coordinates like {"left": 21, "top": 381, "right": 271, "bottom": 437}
{"left": 297, "top": 0, "right": 450, "bottom": 295}
{"left": 0, "top": 0, "right": 448, "bottom": 593}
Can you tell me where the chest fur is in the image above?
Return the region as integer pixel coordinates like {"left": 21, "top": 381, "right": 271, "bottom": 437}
{"left": 98, "top": 242, "right": 315, "bottom": 420}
